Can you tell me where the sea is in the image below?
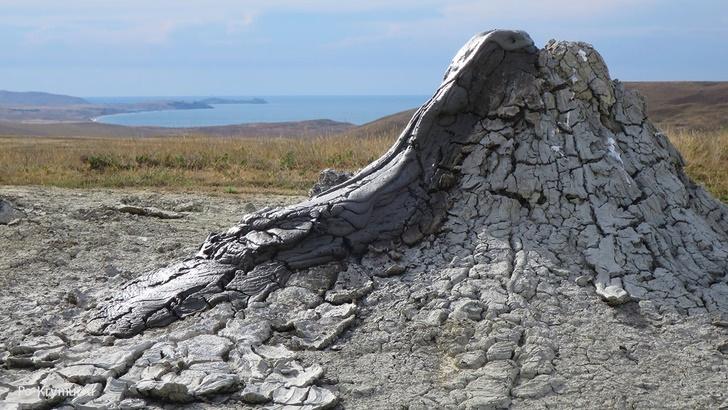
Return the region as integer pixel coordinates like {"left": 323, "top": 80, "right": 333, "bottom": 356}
{"left": 87, "top": 95, "right": 429, "bottom": 128}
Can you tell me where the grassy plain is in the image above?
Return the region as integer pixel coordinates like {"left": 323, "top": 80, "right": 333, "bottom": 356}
{"left": 0, "top": 126, "right": 726, "bottom": 201}
{"left": 0, "top": 134, "right": 392, "bottom": 194}
{"left": 668, "top": 127, "right": 728, "bottom": 201}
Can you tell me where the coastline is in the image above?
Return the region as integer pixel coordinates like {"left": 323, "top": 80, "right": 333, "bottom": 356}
{"left": 91, "top": 95, "right": 428, "bottom": 128}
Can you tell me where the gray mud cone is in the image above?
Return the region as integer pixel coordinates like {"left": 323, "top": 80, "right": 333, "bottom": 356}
{"left": 3, "top": 29, "right": 728, "bottom": 409}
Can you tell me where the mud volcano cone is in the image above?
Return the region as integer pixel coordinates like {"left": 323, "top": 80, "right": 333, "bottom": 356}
{"left": 3, "top": 29, "right": 728, "bottom": 409}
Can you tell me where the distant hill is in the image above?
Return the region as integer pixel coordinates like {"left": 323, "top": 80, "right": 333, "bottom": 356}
{"left": 625, "top": 82, "right": 728, "bottom": 130}
{"left": 0, "top": 90, "right": 89, "bottom": 106}
{"left": 198, "top": 97, "right": 267, "bottom": 105}
{"left": 0, "top": 94, "right": 268, "bottom": 122}
{"left": 343, "top": 109, "right": 416, "bottom": 139}
{"left": 341, "top": 82, "right": 728, "bottom": 137}
{"left": 0, "top": 119, "right": 354, "bottom": 138}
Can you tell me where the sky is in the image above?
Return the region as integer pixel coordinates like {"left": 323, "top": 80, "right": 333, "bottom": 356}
{"left": 0, "top": 0, "right": 726, "bottom": 97}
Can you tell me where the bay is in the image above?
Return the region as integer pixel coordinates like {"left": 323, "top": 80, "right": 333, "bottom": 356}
{"left": 89, "top": 95, "right": 428, "bottom": 127}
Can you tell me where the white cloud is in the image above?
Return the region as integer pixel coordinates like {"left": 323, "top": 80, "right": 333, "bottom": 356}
{"left": 0, "top": 0, "right": 441, "bottom": 46}
{"left": 441, "top": 0, "right": 653, "bottom": 19}
{"left": 0, "top": 0, "right": 700, "bottom": 50}
{"left": 320, "top": 0, "right": 661, "bottom": 51}
{"left": 1, "top": 1, "right": 263, "bottom": 46}
{"left": 21, "top": 18, "right": 179, "bottom": 46}
{"left": 225, "top": 13, "right": 256, "bottom": 34}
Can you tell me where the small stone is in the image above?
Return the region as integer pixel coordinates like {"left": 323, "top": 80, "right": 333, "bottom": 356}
{"left": 449, "top": 300, "right": 483, "bottom": 321}
{"left": 272, "top": 385, "right": 309, "bottom": 405}
{"left": 0, "top": 198, "right": 23, "bottom": 224}
{"left": 156, "top": 241, "right": 181, "bottom": 253}
{"left": 103, "top": 265, "right": 121, "bottom": 277}
{"left": 456, "top": 351, "right": 487, "bottom": 369}
{"left": 426, "top": 309, "right": 448, "bottom": 326}
{"left": 575, "top": 275, "right": 591, "bottom": 286}
{"left": 134, "top": 379, "right": 190, "bottom": 402}
{"left": 486, "top": 341, "right": 515, "bottom": 361}
{"left": 711, "top": 313, "right": 728, "bottom": 328}
{"left": 309, "top": 168, "right": 354, "bottom": 197}
{"left": 173, "top": 202, "right": 202, "bottom": 212}
{"left": 444, "top": 267, "right": 469, "bottom": 284}
{"left": 718, "top": 340, "right": 728, "bottom": 355}
{"left": 595, "top": 283, "right": 631, "bottom": 305}
{"left": 304, "top": 386, "right": 339, "bottom": 409}
{"left": 325, "top": 267, "right": 374, "bottom": 304}
{"left": 65, "top": 289, "right": 90, "bottom": 308}
{"left": 219, "top": 318, "right": 272, "bottom": 346}
{"left": 178, "top": 370, "right": 239, "bottom": 396}
{"left": 117, "top": 398, "right": 147, "bottom": 409}
{"left": 266, "top": 362, "right": 323, "bottom": 388}
{"left": 239, "top": 381, "right": 277, "bottom": 403}
{"left": 496, "top": 105, "right": 520, "bottom": 118}
{"left": 244, "top": 202, "right": 257, "bottom": 212}
{"left": 376, "top": 264, "right": 406, "bottom": 278}
{"left": 177, "top": 334, "right": 232, "bottom": 364}
{"left": 594, "top": 273, "right": 630, "bottom": 305}
{"left": 292, "top": 303, "right": 356, "bottom": 350}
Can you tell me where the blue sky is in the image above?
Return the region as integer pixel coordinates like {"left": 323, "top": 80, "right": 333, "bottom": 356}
{"left": 0, "top": 0, "right": 726, "bottom": 96}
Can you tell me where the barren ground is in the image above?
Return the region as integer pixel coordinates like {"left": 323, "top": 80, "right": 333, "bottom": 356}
{"left": 2, "top": 185, "right": 728, "bottom": 409}
{"left": 0, "top": 186, "right": 301, "bottom": 351}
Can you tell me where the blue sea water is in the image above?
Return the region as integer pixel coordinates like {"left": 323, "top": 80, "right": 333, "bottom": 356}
{"left": 88, "top": 95, "right": 428, "bottom": 127}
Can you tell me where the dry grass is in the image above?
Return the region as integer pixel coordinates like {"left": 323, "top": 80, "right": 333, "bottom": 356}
{"left": 0, "top": 127, "right": 726, "bottom": 200}
{"left": 667, "top": 127, "right": 728, "bottom": 202}
{"left": 0, "top": 135, "right": 394, "bottom": 194}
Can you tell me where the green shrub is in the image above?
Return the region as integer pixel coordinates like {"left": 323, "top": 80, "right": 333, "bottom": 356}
{"left": 280, "top": 151, "right": 296, "bottom": 170}
{"left": 135, "top": 154, "right": 160, "bottom": 167}
{"left": 82, "top": 154, "right": 119, "bottom": 171}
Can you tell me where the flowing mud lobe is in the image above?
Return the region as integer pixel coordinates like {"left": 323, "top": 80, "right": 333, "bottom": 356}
{"left": 3, "top": 29, "right": 728, "bottom": 409}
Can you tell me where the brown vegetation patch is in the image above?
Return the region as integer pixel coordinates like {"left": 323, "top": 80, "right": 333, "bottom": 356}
{"left": 0, "top": 135, "right": 391, "bottom": 194}
{"left": 1, "top": 126, "right": 726, "bottom": 201}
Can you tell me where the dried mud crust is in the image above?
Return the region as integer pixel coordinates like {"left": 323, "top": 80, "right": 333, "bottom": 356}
{"left": 3, "top": 29, "right": 728, "bottom": 409}
{"left": 0, "top": 186, "right": 300, "bottom": 347}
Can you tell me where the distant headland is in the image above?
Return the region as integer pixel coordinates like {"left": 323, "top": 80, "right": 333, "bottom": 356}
{"left": 0, "top": 90, "right": 268, "bottom": 123}
{"left": 197, "top": 97, "right": 267, "bottom": 105}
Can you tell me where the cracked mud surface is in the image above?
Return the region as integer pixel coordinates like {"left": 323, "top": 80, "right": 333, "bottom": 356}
{"left": 0, "top": 187, "right": 302, "bottom": 408}
{"left": 3, "top": 29, "right": 728, "bottom": 409}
